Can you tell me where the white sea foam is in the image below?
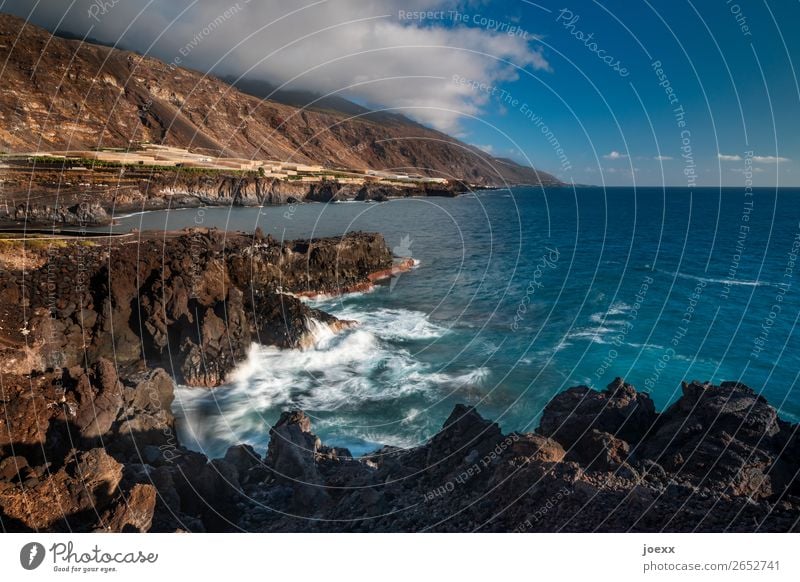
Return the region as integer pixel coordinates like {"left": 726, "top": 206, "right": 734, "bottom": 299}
{"left": 589, "top": 314, "right": 628, "bottom": 325}
{"left": 566, "top": 326, "right": 617, "bottom": 345}
{"left": 607, "top": 302, "right": 631, "bottom": 315}
{"left": 112, "top": 209, "right": 155, "bottom": 220}
{"left": 553, "top": 340, "right": 572, "bottom": 352}
{"left": 570, "top": 302, "right": 637, "bottom": 345}
{"left": 625, "top": 342, "right": 666, "bottom": 351}
{"left": 330, "top": 306, "right": 450, "bottom": 341}
{"left": 589, "top": 301, "right": 630, "bottom": 323}
{"left": 657, "top": 268, "right": 772, "bottom": 288}
{"left": 303, "top": 316, "right": 338, "bottom": 347}
{"left": 174, "top": 308, "right": 464, "bottom": 458}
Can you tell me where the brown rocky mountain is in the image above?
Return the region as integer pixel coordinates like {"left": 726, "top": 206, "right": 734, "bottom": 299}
{"left": 0, "top": 13, "right": 559, "bottom": 187}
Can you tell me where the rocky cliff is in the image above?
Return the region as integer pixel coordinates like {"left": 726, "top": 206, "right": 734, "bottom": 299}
{"left": 0, "top": 227, "right": 403, "bottom": 531}
{"left": 239, "top": 378, "right": 799, "bottom": 532}
{"left": 0, "top": 229, "right": 393, "bottom": 386}
{"left": 0, "top": 13, "right": 559, "bottom": 188}
{"left": 0, "top": 161, "right": 472, "bottom": 227}
{"left": 2, "top": 371, "right": 797, "bottom": 532}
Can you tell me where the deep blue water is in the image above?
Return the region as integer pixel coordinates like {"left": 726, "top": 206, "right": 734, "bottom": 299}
{"left": 106, "top": 187, "right": 800, "bottom": 457}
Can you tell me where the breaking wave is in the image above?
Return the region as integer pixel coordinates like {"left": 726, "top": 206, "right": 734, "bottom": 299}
{"left": 174, "top": 307, "right": 472, "bottom": 458}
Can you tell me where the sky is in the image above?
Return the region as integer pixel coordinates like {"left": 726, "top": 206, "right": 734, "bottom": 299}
{"left": 2, "top": 0, "right": 799, "bottom": 186}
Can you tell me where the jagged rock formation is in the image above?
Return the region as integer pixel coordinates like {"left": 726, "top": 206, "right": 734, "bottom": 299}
{"left": 0, "top": 362, "right": 166, "bottom": 532}
{"left": 0, "top": 229, "right": 392, "bottom": 386}
{"left": 0, "top": 226, "right": 403, "bottom": 531}
{"left": 230, "top": 379, "right": 798, "bottom": 532}
{"left": 2, "top": 375, "right": 797, "bottom": 532}
{"left": 0, "top": 165, "right": 472, "bottom": 227}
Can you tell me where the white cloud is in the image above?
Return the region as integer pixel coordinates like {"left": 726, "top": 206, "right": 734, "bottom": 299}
{"left": 719, "top": 154, "right": 790, "bottom": 164}
{"left": 473, "top": 143, "right": 494, "bottom": 154}
{"left": 752, "top": 155, "right": 790, "bottom": 164}
{"left": 603, "top": 150, "right": 627, "bottom": 160}
{"left": 603, "top": 167, "right": 637, "bottom": 175}
{"left": 654, "top": 155, "right": 673, "bottom": 161}
{"left": 9, "top": 0, "right": 550, "bottom": 133}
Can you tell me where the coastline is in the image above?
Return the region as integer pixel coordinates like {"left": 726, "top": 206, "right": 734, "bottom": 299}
{"left": 0, "top": 164, "right": 475, "bottom": 228}
{"left": 0, "top": 226, "right": 797, "bottom": 532}
{"left": 0, "top": 2, "right": 798, "bottom": 571}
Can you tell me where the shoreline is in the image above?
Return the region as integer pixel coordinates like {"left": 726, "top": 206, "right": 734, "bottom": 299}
{"left": 0, "top": 162, "right": 477, "bottom": 228}
{"left": 6, "top": 184, "right": 789, "bottom": 231}
{"left": 0, "top": 226, "right": 797, "bottom": 532}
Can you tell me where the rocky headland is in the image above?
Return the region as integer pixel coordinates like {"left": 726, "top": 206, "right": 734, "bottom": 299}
{"left": 0, "top": 228, "right": 395, "bottom": 386}
{"left": 0, "top": 162, "right": 472, "bottom": 227}
{"left": 0, "top": 229, "right": 798, "bottom": 532}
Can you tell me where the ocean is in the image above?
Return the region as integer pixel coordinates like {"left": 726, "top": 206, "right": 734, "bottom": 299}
{"left": 107, "top": 186, "right": 800, "bottom": 458}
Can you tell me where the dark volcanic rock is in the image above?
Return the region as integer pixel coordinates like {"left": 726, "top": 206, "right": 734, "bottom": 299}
{"left": 305, "top": 180, "right": 342, "bottom": 203}
{"left": 115, "top": 368, "right": 177, "bottom": 451}
{"left": 638, "top": 381, "right": 796, "bottom": 499}
{"left": 1, "top": 374, "right": 798, "bottom": 533}
{"left": 538, "top": 377, "right": 656, "bottom": 448}
{"left": 4, "top": 201, "right": 111, "bottom": 226}
{"left": 0, "top": 447, "right": 122, "bottom": 531}
{"left": 234, "top": 381, "right": 798, "bottom": 533}
{"left": 0, "top": 360, "right": 177, "bottom": 462}
{"left": 97, "top": 483, "right": 158, "bottom": 533}
{"left": 0, "top": 226, "right": 405, "bottom": 532}
{"left": 505, "top": 433, "right": 566, "bottom": 465}
{"left": 266, "top": 411, "right": 329, "bottom": 510}
{"left": 69, "top": 358, "right": 125, "bottom": 440}
{"left": 224, "top": 444, "right": 262, "bottom": 478}
{"left": 425, "top": 404, "right": 503, "bottom": 473}
{"left": 0, "top": 229, "right": 392, "bottom": 386}
{"left": 576, "top": 429, "right": 630, "bottom": 470}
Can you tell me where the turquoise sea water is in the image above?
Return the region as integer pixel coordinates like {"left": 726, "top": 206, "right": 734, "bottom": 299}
{"left": 107, "top": 187, "right": 800, "bottom": 457}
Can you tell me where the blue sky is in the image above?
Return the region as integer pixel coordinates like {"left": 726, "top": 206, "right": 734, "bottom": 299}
{"left": 5, "top": 0, "right": 799, "bottom": 186}
{"left": 446, "top": 0, "right": 799, "bottom": 187}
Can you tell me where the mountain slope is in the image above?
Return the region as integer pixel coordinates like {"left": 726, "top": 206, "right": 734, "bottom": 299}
{"left": 0, "top": 13, "right": 559, "bottom": 186}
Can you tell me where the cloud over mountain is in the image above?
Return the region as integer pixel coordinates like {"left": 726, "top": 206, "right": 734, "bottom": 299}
{"left": 4, "top": 0, "right": 549, "bottom": 132}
